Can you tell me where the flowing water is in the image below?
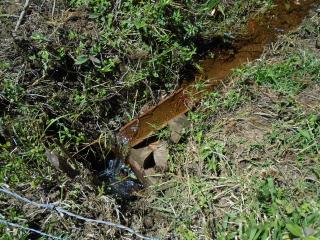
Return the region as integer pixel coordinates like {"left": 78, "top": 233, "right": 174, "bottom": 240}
{"left": 102, "top": 0, "right": 319, "bottom": 192}
{"left": 119, "top": 0, "right": 319, "bottom": 148}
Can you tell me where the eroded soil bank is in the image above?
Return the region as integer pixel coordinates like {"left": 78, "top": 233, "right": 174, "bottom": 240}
{"left": 119, "top": 0, "right": 319, "bottom": 148}
{"left": 135, "top": 8, "right": 320, "bottom": 238}
{"left": 116, "top": 0, "right": 320, "bottom": 189}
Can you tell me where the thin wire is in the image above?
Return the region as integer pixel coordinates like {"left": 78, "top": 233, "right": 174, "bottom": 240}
{"left": 0, "top": 187, "right": 156, "bottom": 240}
{"left": 14, "top": 0, "right": 30, "bottom": 32}
{"left": 0, "top": 218, "right": 64, "bottom": 240}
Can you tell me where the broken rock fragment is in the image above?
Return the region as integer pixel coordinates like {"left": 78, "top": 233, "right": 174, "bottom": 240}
{"left": 168, "top": 114, "right": 190, "bottom": 143}
{"left": 149, "top": 141, "right": 169, "bottom": 171}
{"left": 128, "top": 140, "right": 169, "bottom": 185}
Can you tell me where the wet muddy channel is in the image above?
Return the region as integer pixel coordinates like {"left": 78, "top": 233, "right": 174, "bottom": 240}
{"left": 106, "top": 0, "right": 319, "bottom": 191}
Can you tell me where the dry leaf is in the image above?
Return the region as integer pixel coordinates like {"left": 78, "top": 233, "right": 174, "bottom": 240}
{"left": 45, "top": 149, "right": 79, "bottom": 178}
{"left": 45, "top": 149, "right": 60, "bottom": 169}
{"left": 210, "top": 8, "right": 216, "bottom": 16}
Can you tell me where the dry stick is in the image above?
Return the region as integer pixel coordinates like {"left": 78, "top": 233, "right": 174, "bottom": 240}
{"left": 0, "top": 187, "right": 156, "bottom": 240}
{"left": 0, "top": 218, "right": 64, "bottom": 240}
{"left": 51, "top": 0, "right": 56, "bottom": 19}
{"left": 14, "top": 0, "right": 30, "bottom": 32}
{"left": 132, "top": 89, "right": 139, "bottom": 119}
{"left": 0, "top": 14, "right": 19, "bottom": 18}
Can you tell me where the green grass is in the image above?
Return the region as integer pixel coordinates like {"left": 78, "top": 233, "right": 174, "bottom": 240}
{"left": 1, "top": 0, "right": 273, "bottom": 238}
{"left": 145, "top": 12, "right": 320, "bottom": 239}
{"left": 1, "top": 0, "right": 319, "bottom": 239}
{"left": 239, "top": 52, "right": 320, "bottom": 95}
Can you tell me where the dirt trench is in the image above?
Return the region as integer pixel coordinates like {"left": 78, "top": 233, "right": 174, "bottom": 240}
{"left": 117, "top": 0, "right": 320, "bottom": 186}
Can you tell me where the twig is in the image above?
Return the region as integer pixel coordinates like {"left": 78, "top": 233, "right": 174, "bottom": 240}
{"left": 14, "top": 0, "right": 30, "bottom": 32}
{"left": 51, "top": 0, "right": 56, "bottom": 19}
{"left": 0, "top": 218, "right": 64, "bottom": 240}
{"left": 112, "top": 0, "right": 122, "bottom": 21}
{"left": 0, "top": 187, "right": 156, "bottom": 240}
{"left": 0, "top": 14, "right": 19, "bottom": 18}
{"left": 132, "top": 89, "right": 139, "bottom": 119}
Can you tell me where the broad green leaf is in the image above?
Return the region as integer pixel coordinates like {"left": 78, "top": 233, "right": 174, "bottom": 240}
{"left": 75, "top": 55, "right": 89, "bottom": 65}
{"left": 286, "top": 223, "right": 303, "bottom": 237}
{"left": 305, "top": 237, "right": 317, "bottom": 240}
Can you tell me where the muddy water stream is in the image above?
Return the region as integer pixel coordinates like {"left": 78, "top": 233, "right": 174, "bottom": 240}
{"left": 103, "top": 0, "right": 319, "bottom": 190}
{"left": 119, "top": 0, "right": 318, "bottom": 149}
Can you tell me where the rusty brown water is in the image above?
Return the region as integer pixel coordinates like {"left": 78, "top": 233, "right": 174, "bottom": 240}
{"left": 119, "top": 0, "right": 319, "bottom": 148}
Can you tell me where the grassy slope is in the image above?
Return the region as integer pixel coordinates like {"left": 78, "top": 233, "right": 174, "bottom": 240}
{"left": 0, "top": 1, "right": 272, "bottom": 239}
{"left": 140, "top": 10, "right": 320, "bottom": 239}
{"left": 1, "top": 0, "right": 319, "bottom": 239}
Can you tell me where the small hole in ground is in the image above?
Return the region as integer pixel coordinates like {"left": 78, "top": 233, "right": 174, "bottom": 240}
{"left": 143, "top": 154, "right": 155, "bottom": 169}
{"left": 133, "top": 135, "right": 158, "bottom": 149}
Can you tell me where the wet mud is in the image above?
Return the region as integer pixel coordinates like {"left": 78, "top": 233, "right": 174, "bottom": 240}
{"left": 119, "top": 0, "right": 319, "bottom": 148}
{"left": 99, "top": 158, "right": 143, "bottom": 199}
